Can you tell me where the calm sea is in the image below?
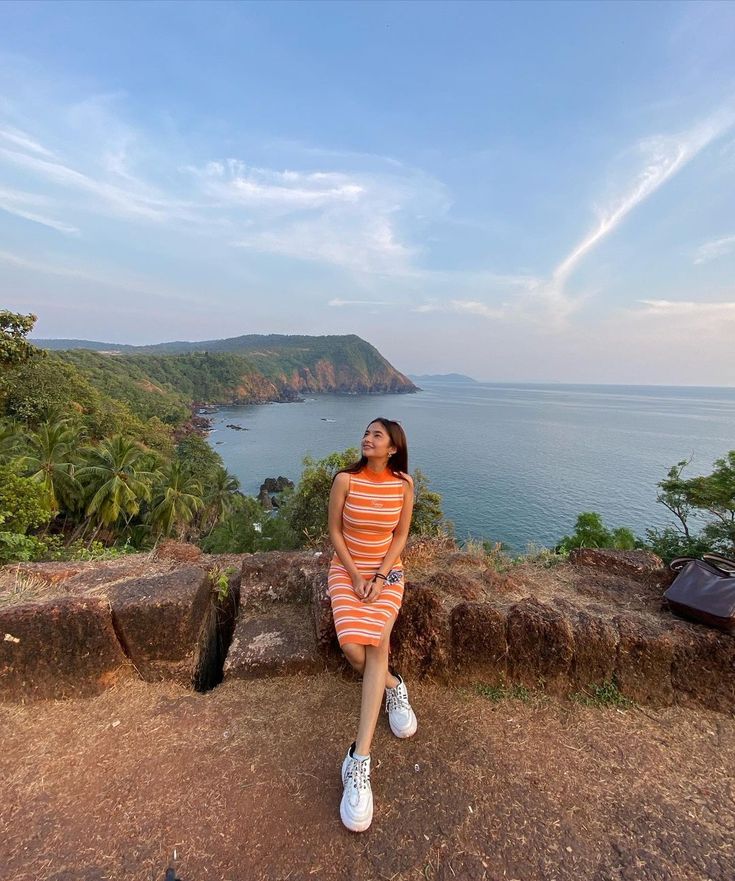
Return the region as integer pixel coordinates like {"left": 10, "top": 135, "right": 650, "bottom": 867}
{"left": 206, "top": 381, "right": 735, "bottom": 553}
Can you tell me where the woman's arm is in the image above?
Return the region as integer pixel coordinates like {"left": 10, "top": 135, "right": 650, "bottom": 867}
{"left": 363, "top": 473, "right": 414, "bottom": 603}
{"left": 328, "top": 472, "right": 367, "bottom": 594}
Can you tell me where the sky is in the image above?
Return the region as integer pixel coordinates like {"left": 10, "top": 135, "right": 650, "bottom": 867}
{"left": 1, "top": 0, "right": 735, "bottom": 385}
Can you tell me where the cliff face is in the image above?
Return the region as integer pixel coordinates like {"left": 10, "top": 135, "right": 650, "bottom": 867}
{"left": 48, "top": 334, "right": 417, "bottom": 409}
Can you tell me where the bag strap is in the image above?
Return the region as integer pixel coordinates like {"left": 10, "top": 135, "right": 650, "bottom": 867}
{"left": 670, "top": 554, "right": 735, "bottom": 577}
{"left": 669, "top": 556, "right": 699, "bottom": 572}
{"left": 702, "top": 553, "right": 735, "bottom": 575}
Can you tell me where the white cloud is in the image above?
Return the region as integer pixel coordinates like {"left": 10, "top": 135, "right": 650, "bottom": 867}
{"left": 634, "top": 298, "right": 735, "bottom": 318}
{"left": 193, "top": 160, "right": 365, "bottom": 208}
{"left": 535, "top": 108, "right": 735, "bottom": 326}
{"left": 329, "top": 298, "right": 393, "bottom": 307}
{"left": 0, "top": 125, "right": 55, "bottom": 157}
{"left": 693, "top": 234, "right": 735, "bottom": 264}
{"left": 414, "top": 299, "right": 509, "bottom": 319}
{"left": 422, "top": 106, "right": 735, "bottom": 332}
{"left": 0, "top": 187, "right": 79, "bottom": 234}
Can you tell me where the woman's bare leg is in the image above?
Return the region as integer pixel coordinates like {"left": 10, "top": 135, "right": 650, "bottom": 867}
{"left": 354, "top": 619, "right": 396, "bottom": 756}
{"left": 342, "top": 642, "right": 399, "bottom": 687}
{"left": 342, "top": 643, "right": 366, "bottom": 673}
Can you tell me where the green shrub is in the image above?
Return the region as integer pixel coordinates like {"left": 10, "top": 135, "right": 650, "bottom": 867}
{"left": 557, "top": 512, "right": 637, "bottom": 553}
{"left": 0, "top": 532, "right": 43, "bottom": 564}
{"left": 475, "top": 682, "right": 531, "bottom": 702}
{"left": 0, "top": 466, "right": 52, "bottom": 534}
{"left": 570, "top": 681, "right": 633, "bottom": 708}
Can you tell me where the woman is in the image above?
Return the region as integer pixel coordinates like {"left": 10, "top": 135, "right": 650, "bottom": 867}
{"left": 327, "top": 417, "right": 417, "bottom": 832}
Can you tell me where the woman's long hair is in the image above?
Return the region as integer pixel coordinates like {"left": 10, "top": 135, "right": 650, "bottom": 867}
{"left": 335, "top": 417, "right": 409, "bottom": 482}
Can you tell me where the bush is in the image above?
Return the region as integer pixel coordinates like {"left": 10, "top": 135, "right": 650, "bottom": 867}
{"left": 278, "top": 448, "right": 450, "bottom": 547}
{"left": 0, "top": 532, "right": 43, "bottom": 564}
{"left": 279, "top": 449, "right": 359, "bottom": 546}
{"left": 556, "top": 512, "right": 637, "bottom": 554}
{"left": 643, "top": 525, "right": 713, "bottom": 565}
{"left": 200, "top": 488, "right": 302, "bottom": 553}
{"left": 0, "top": 465, "right": 52, "bottom": 534}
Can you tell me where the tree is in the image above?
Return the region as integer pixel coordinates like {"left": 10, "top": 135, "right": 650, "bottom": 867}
{"left": 77, "top": 435, "right": 158, "bottom": 529}
{"left": 149, "top": 460, "right": 204, "bottom": 538}
{"left": 557, "top": 512, "right": 636, "bottom": 553}
{"left": 0, "top": 418, "right": 23, "bottom": 465}
{"left": 0, "top": 310, "right": 43, "bottom": 370}
{"left": 18, "top": 418, "right": 83, "bottom": 514}
{"left": 202, "top": 465, "right": 241, "bottom": 534}
{"left": 279, "top": 448, "right": 449, "bottom": 547}
{"left": 686, "top": 450, "right": 735, "bottom": 551}
{"left": 655, "top": 458, "right": 695, "bottom": 540}
{"left": 280, "top": 448, "right": 360, "bottom": 545}
{"left": 645, "top": 451, "right": 735, "bottom": 560}
{"left": 200, "top": 496, "right": 269, "bottom": 553}
{"left": 176, "top": 433, "right": 224, "bottom": 479}
{"left": 410, "top": 468, "right": 450, "bottom": 537}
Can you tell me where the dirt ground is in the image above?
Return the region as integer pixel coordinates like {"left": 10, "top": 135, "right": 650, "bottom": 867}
{"left": 1, "top": 672, "right": 733, "bottom": 881}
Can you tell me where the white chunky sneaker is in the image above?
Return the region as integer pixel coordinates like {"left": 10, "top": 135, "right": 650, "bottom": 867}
{"left": 340, "top": 743, "right": 373, "bottom": 832}
{"left": 385, "top": 673, "right": 418, "bottom": 738}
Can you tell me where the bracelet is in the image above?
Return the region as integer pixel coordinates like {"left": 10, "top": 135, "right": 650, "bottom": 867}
{"left": 373, "top": 573, "right": 387, "bottom": 581}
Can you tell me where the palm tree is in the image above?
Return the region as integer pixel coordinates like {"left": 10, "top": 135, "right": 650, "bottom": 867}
{"left": 202, "top": 466, "right": 240, "bottom": 534}
{"left": 0, "top": 418, "right": 23, "bottom": 466}
{"left": 77, "top": 435, "right": 158, "bottom": 530}
{"left": 18, "top": 418, "right": 82, "bottom": 514}
{"left": 149, "top": 460, "right": 204, "bottom": 539}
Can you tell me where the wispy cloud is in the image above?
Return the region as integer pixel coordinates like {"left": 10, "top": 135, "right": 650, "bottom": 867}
{"left": 0, "top": 187, "right": 79, "bottom": 234}
{"left": 193, "top": 160, "right": 365, "bottom": 208}
{"left": 0, "top": 145, "right": 187, "bottom": 222}
{"left": 693, "top": 233, "right": 735, "bottom": 264}
{"left": 0, "top": 88, "right": 445, "bottom": 278}
{"left": 635, "top": 298, "right": 735, "bottom": 318}
{"left": 0, "top": 125, "right": 55, "bottom": 157}
{"left": 2, "top": 77, "right": 735, "bottom": 341}
{"left": 329, "top": 297, "right": 393, "bottom": 307}
{"left": 413, "top": 299, "right": 509, "bottom": 319}
{"left": 536, "top": 108, "right": 735, "bottom": 326}
{"left": 0, "top": 249, "right": 208, "bottom": 306}
{"left": 413, "top": 106, "right": 735, "bottom": 331}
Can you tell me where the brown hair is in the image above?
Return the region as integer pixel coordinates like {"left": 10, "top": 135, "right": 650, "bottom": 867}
{"left": 336, "top": 417, "right": 409, "bottom": 481}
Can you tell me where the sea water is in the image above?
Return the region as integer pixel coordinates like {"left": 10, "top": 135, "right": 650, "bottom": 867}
{"left": 206, "top": 381, "right": 735, "bottom": 553}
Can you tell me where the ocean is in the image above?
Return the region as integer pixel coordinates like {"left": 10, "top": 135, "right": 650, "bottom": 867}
{"left": 206, "top": 381, "right": 735, "bottom": 553}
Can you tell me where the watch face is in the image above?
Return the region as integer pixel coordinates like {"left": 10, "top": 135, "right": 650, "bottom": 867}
{"left": 386, "top": 568, "right": 404, "bottom": 585}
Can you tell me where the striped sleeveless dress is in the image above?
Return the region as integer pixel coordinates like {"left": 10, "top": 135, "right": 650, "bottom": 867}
{"left": 328, "top": 465, "right": 407, "bottom": 647}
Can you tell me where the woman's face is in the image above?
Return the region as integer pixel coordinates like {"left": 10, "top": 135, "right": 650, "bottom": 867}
{"left": 361, "top": 421, "right": 396, "bottom": 462}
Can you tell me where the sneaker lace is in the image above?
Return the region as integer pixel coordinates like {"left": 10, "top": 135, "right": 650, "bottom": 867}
{"left": 346, "top": 757, "right": 370, "bottom": 791}
{"left": 385, "top": 687, "right": 410, "bottom": 713}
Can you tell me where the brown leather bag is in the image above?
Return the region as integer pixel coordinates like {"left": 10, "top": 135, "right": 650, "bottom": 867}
{"left": 664, "top": 553, "right": 735, "bottom": 633}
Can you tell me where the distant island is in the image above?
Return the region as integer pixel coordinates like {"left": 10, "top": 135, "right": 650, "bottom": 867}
{"left": 408, "top": 372, "right": 479, "bottom": 384}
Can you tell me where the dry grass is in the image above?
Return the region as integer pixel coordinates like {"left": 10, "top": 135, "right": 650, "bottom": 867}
{"left": 0, "top": 569, "right": 56, "bottom": 608}
{"left": 0, "top": 673, "right": 732, "bottom": 881}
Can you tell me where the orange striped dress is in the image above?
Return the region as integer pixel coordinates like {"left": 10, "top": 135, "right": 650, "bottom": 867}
{"left": 328, "top": 466, "right": 407, "bottom": 647}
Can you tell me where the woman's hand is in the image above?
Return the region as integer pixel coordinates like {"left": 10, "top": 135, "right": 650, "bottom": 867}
{"left": 351, "top": 571, "right": 370, "bottom": 598}
{"left": 362, "top": 575, "right": 384, "bottom": 604}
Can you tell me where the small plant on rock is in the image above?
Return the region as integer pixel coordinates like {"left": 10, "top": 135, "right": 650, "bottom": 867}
{"left": 570, "top": 680, "right": 633, "bottom": 709}
{"left": 208, "top": 564, "right": 237, "bottom": 601}
{"left": 475, "top": 681, "right": 531, "bottom": 703}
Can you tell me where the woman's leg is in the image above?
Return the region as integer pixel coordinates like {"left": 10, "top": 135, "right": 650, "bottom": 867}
{"left": 354, "top": 618, "right": 396, "bottom": 756}
{"left": 342, "top": 642, "right": 399, "bottom": 688}
{"left": 342, "top": 643, "right": 366, "bottom": 673}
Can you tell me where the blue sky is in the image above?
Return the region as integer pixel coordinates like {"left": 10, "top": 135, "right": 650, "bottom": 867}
{"left": 1, "top": 0, "right": 735, "bottom": 384}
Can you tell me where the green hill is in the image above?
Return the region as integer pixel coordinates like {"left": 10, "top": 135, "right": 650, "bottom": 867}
{"left": 8, "top": 334, "right": 416, "bottom": 444}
